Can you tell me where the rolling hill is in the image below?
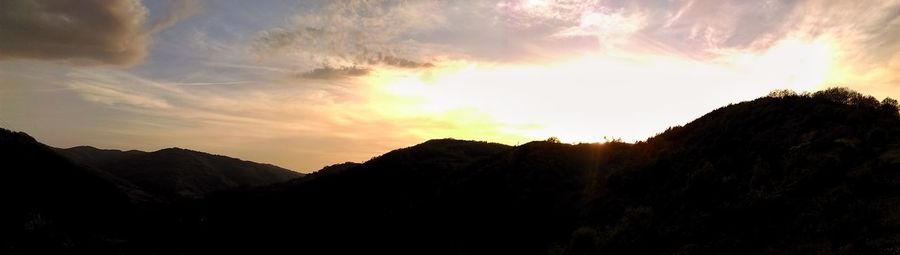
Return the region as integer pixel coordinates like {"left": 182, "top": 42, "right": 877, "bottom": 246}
{"left": 56, "top": 146, "right": 302, "bottom": 201}
{"left": 0, "top": 129, "right": 134, "bottom": 254}
{"left": 157, "top": 88, "right": 900, "bottom": 254}
{"left": 0, "top": 130, "right": 302, "bottom": 253}
{"left": 3, "top": 88, "right": 900, "bottom": 254}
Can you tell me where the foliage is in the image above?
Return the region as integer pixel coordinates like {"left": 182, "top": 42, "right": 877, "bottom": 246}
{"left": 768, "top": 87, "right": 899, "bottom": 113}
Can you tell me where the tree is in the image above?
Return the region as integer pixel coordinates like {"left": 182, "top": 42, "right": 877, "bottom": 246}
{"left": 881, "top": 97, "right": 899, "bottom": 114}
{"left": 767, "top": 89, "right": 797, "bottom": 98}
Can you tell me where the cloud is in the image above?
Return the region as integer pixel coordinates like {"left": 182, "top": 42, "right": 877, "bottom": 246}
{"left": 376, "top": 55, "right": 434, "bottom": 68}
{"left": 301, "top": 66, "right": 371, "bottom": 80}
{"left": 296, "top": 55, "right": 435, "bottom": 80}
{"left": 146, "top": 0, "right": 203, "bottom": 34}
{"left": 251, "top": 0, "right": 647, "bottom": 64}
{"left": 254, "top": 0, "right": 899, "bottom": 70}
{"left": 253, "top": 0, "right": 441, "bottom": 72}
{"left": 634, "top": 0, "right": 799, "bottom": 53}
{"left": 781, "top": 0, "right": 900, "bottom": 96}
{"left": 486, "top": 0, "right": 900, "bottom": 90}
{"left": 0, "top": 0, "right": 200, "bottom": 66}
{"left": 295, "top": 54, "right": 434, "bottom": 80}
{"left": 67, "top": 70, "right": 173, "bottom": 109}
{"left": 785, "top": 1, "right": 900, "bottom": 64}
{"left": 68, "top": 80, "right": 172, "bottom": 109}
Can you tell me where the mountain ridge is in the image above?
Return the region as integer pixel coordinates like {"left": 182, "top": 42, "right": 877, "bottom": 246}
{"left": 3, "top": 88, "right": 900, "bottom": 254}
{"left": 162, "top": 88, "right": 900, "bottom": 254}
{"left": 56, "top": 145, "right": 302, "bottom": 201}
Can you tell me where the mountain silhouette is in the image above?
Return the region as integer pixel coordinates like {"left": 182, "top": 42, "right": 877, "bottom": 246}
{"left": 0, "top": 129, "right": 135, "bottom": 254}
{"left": 3, "top": 88, "right": 900, "bottom": 254}
{"left": 0, "top": 129, "right": 304, "bottom": 253}
{"left": 157, "top": 88, "right": 900, "bottom": 254}
{"left": 56, "top": 146, "right": 302, "bottom": 201}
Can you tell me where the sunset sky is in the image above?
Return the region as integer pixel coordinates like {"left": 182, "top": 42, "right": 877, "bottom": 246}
{"left": 1, "top": 0, "right": 899, "bottom": 172}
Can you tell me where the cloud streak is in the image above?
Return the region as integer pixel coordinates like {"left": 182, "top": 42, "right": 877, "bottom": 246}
{"left": 253, "top": 0, "right": 440, "bottom": 76}
{"left": 146, "top": 0, "right": 203, "bottom": 34}
{"left": 68, "top": 81, "right": 172, "bottom": 109}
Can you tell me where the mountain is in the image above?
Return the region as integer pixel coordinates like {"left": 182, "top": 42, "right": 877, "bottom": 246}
{"left": 156, "top": 88, "right": 900, "bottom": 254}
{"left": 54, "top": 146, "right": 144, "bottom": 169}
{"left": 0, "top": 129, "right": 135, "bottom": 254}
{"left": 56, "top": 146, "right": 303, "bottom": 201}
{"left": 0, "top": 129, "right": 304, "bottom": 254}
{"left": 161, "top": 138, "right": 514, "bottom": 253}
{"left": 5, "top": 88, "right": 900, "bottom": 254}
{"left": 562, "top": 89, "right": 900, "bottom": 254}
{"left": 315, "top": 161, "right": 362, "bottom": 175}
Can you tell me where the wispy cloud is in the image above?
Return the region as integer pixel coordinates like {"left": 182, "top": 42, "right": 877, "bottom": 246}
{"left": 66, "top": 70, "right": 178, "bottom": 109}
{"left": 146, "top": 0, "right": 203, "bottom": 34}
{"left": 165, "top": 81, "right": 251, "bottom": 86}
{"left": 68, "top": 81, "right": 172, "bottom": 109}
{"left": 252, "top": 0, "right": 443, "bottom": 75}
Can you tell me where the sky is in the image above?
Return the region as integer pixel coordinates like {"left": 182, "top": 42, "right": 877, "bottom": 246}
{"left": 1, "top": 0, "right": 899, "bottom": 172}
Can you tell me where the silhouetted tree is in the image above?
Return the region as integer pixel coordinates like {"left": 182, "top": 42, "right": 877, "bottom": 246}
{"left": 766, "top": 89, "right": 798, "bottom": 98}
{"left": 881, "top": 97, "right": 899, "bottom": 113}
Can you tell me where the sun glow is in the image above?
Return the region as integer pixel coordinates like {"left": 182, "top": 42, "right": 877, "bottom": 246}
{"left": 364, "top": 38, "right": 835, "bottom": 144}
{"left": 4, "top": 0, "right": 896, "bottom": 172}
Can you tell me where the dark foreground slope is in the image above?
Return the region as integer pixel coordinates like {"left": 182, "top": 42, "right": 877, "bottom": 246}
{"left": 0, "top": 129, "right": 135, "bottom": 254}
{"left": 0, "top": 131, "right": 301, "bottom": 254}
{"left": 167, "top": 139, "right": 515, "bottom": 253}
{"left": 160, "top": 89, "right": 900, "bottom": 254}
{"left": 57, "top": 146, "right": 302, "bottom": 201}
{"left": 568, "top": 91, "right": 900, "bottom": 254}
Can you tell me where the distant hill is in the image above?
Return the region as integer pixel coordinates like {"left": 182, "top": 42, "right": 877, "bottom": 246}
{"left": 316, "top": 161, "right": 362, "bottom": 175}
{"left": 0, "top": 129, "right": 304, "bottom": 254}
{"left": 54, "top": 146, "right": 144, "bottom": 169}
{"left": 161, "top": 88, "right": 900, "bottom": 254}
{"left": 56, "top": 146, "right": 302, "bottom": 201}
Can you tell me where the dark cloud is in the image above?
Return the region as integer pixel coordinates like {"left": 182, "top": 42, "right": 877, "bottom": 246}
{"left": 300, "top": 66, "right": 371, "bottom": 80}
{"left": 376, "top": 55, "right": 434, "bottom": 68}
{"left": 256, "top": 24, "right": 433, "bottom": 79}
{"left": 296, "top": 54, "right": 432, "bottom": 80}
{"left": 0, "top": 0, "right": 199, "bottom": 66}
{"left": 255, "top": 27, "right": 433, "bottom": 70}
{"left": 253, "top": 0, "right": 440, "bottom": 74}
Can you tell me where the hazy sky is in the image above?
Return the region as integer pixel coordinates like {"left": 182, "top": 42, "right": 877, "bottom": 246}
{"left": 1, "top": 0, "right": 899, "bottom": 172}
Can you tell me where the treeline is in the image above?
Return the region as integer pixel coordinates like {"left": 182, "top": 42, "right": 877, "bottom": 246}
{"left": 768, "top": 87, "right": 899, "bottom": 114}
